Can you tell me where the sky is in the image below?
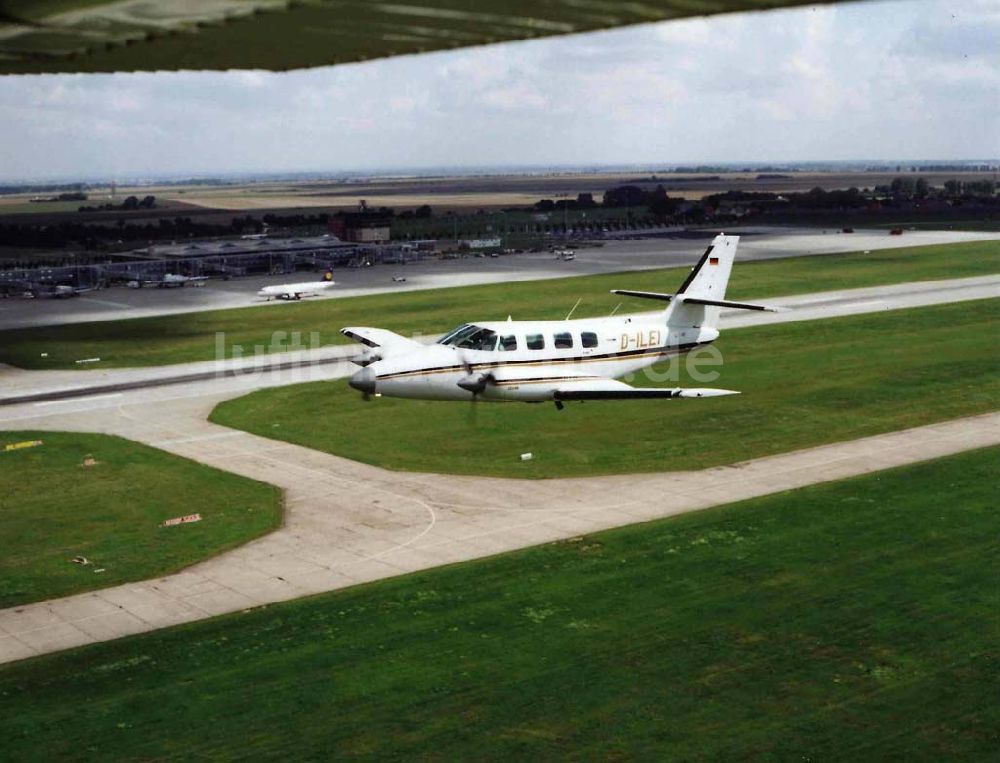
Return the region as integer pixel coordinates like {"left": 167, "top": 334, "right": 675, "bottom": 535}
{"left": 0, "top": 0, "right": 998, "bottom": 182}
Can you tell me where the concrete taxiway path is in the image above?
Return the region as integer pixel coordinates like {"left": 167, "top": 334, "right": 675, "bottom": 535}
{"left": 0, "top": 275, "right": 997, "bottom": 665}
{"left": 1, "top": 401, "right": 997, "bottom": 666}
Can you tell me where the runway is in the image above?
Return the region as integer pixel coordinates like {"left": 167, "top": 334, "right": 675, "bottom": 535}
{"left": 1, "top": 274, "right": 997, "bottom": 409}
{"left": 1, "top": 227, "right": 997, "bottom": 330}
{"left": 0, "top": 275, "right": 997, "bottom": 664}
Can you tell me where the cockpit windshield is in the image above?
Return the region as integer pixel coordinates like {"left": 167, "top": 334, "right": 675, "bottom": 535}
{"left": 437, "top": 324, "right": 498, "bottom": 351}
{"left": 437, "top": 324, "right": 473, "bottom": 345}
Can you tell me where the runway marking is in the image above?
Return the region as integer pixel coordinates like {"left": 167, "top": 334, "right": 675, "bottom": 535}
{"left": 33, "top": 393, "right": 122, "bottom": 407}
{"left": 831, "top": 299, "right": 887, "bottom": 310}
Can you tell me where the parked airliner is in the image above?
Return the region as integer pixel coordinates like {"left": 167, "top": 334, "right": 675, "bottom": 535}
{"left": 258, "top": 280, "right": 336, "bottom": 301}
{"left": 345, "top": 234, "right": 779, "bottom": 408}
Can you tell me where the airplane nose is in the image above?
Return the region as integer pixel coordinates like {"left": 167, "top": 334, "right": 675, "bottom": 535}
{"left": 348, "top": 366, "right": 376, "bottom": 395}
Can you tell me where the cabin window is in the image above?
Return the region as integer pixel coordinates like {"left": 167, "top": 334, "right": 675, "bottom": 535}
{"left": 526, "top": 333, "right": 545, "bottom": 350}
{"left": 499, "top": 335, "right": 517, "bottom": 351}
{"left": 581, "top": 331, "right": 598, "bottom": 348}
{"left": 460, "top": 328, "right": 497, "bottom": 351}
{"left": 553, "top": 332, "right": 573, "bottom": 349}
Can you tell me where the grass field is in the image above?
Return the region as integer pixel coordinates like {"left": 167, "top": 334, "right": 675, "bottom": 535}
{"left": 0, "top": 200, "right": 88, "bottom": 215}
{"left": 871, "top": 220, "right": 1000, "bottom": 232}
{"left": 0, "top": 431, "right": 282, "bottom": 609}
{"left": 0, "top": 196, "right": 188, "bottom": 218}
{"left": 1, "top": 240, "right": 997, "bottom": 370}
{"left": 211, "top": 299, "right": 1000, "bottom": 478}
{"left": 1, "top": 447, "right": 996, "bottom": 760}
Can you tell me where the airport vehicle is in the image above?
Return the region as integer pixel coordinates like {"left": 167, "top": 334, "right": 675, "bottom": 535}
{"left": 345, "top": 234, "right": 780, "bottom": 408}
{"left": 22, "top": 284, "right": 93, "bottom": 298}
{"left": 127, "top": 273, "right": 208, "bottom": 288}
{"left": 257, "top": 280, "right": 336, "bottom": 301}
{"left": 392, "top": 276, "right": 407, "bottom": 283}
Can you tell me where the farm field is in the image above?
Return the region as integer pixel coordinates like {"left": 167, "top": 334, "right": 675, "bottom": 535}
{"left": 160, "top": 170, "right": 1000, "bottom": 211}
{"left": 0, "top": 447, "right": 995, "bottom": 759}
{"left": 6, "top": 170, "right": 991, "bottom": 215}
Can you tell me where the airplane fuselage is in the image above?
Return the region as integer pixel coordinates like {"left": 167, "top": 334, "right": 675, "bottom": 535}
{"left": 258, "top": 281, "right": 336, "bottom": 301}
{"left": 353, "top": 317, "right": 718, "bottom": 402}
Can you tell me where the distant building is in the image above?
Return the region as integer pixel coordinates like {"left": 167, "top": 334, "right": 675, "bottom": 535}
{"left": 459, "top": 237, "right": 502, "bottom": 250}
{"left": 329, "top": 212, "right": 392, "bottom": 243}
{"left": 140, "top": 235, "right": 353, "bottom": 260}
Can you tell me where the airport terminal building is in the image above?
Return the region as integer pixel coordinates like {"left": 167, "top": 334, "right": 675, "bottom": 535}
{"left": 0, "top": 234, "right": 428, "bottom": 293}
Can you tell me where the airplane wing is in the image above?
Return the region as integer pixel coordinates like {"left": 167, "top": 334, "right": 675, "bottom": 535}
{"left": 553, "top": 378, "right": 739, "bottom": 401}
{"left": 468, "top": 368, "right": 739, "bottom": 401}
{"left": 0, "top": 1, "right": 857, "bottom": 76}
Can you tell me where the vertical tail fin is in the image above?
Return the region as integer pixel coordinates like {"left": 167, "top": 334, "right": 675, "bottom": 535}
{"left": 611, "top": 233, "right": 778, "bottom": 331}
{"left": 666, "top": 234, "right": 739, "bottom": 329}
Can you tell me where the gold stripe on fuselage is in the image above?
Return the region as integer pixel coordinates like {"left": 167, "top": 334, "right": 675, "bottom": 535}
{"left": 375, "top": 344, "right": 701, "bottom": 382}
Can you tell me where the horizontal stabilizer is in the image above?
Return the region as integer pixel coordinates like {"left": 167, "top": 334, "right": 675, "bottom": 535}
{"left": 610, "top": 289, "right": 674, "bottom": 302}
{"left": 678, "top": 296, "right": 785, "bottom": 313}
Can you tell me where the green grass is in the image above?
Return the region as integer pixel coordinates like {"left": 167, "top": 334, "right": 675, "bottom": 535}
{"left": 1, "top": 447, "right": 996, "bottom": 760}
{"left": 1, "top": 240, "right": 997, "bottom": 370}
{"left": 870, "top": 220, "right": 1000, "bottom": 232}
{"left": 0, "top": 431, "right": 282, "bottom": 608}
{"left": 211, "top": 298, "right": 1000, "bottom": 478}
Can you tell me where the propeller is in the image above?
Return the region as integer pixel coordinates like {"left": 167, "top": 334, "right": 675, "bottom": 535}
{"left": 456, "top": 351, "right": 496, "bottom": 425}
{"left": 456, "top": 352, "right": 495, "bottom": 396}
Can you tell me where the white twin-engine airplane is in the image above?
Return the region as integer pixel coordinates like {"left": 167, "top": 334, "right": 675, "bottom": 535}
{"left": 257, "top": 280, "right": 336, "bottom": 301}
{"left": 345, "top": 234, "right": 780, "bottom": 409}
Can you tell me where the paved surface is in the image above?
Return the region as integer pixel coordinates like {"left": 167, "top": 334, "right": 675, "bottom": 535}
{"left": 2, "top": 274, "right": 997, "bottom": 407}
{"left": 2, "top": 227, "right": 997, "bottom": 329}
{"left": 1, "top": 400, "right": 996, "bottom": 666}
